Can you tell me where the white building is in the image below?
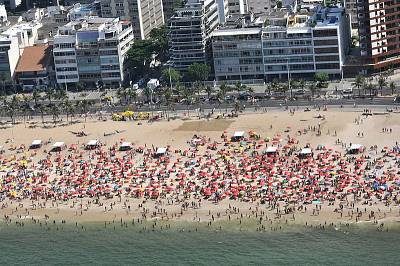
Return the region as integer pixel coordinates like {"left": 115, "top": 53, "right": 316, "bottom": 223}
{"left": 53, "top": 17, "right": 134, "bottom": 88}
{"left": 100, "top": 0, "right": 164, "bottom": 40}
{"left": 212, "top": 7, "right": 351, "bottom": 82}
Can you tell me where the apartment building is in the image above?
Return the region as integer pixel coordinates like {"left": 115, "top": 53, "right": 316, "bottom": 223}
{"left": 0, "top": 21, "right": 42, "bottom": 80}
{"left": 168, "top": 0, "right": 219, "bottom": 71}
{"left": 357, "top": 0, "right": 400, "bottom": 73}
{"left": 212, "top": 7, "right": 351, "bottom": 81}
{"left": 53, "top": 17, "right": 134, "bottom": 89}
{"left": 100, "top": 0, "right": 164, "bottom": 40}
{"left": 344, "top": 0, "right": 358, "bottom": 28}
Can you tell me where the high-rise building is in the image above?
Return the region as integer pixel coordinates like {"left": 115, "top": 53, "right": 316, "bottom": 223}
{"left": 168, "top": 0, "right": 219, "bottom": 71}
{"left": 212, "top": 7, "right": 351, "bottom": 82}
{"left": 357, "top": 0, "right": 400, "bottom": 73}
{"left": 344, "top": 0, "right": 358, "bottom": 29}
{"left": 53, "top": 17, "right": 134, "bottom": 88}
{"left": 100, "top": 0, "right": 164, "bottom": 40}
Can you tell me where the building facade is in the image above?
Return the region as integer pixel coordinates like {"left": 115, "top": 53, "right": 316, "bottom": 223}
{"left": 53, "top": 17, "right": 134, "bottom": 88}
{"left": 100, "top": 0, "right": 164, "bottom": 40}
{"left": 168, "top": 0, "right": 219, "bottom": 71}
{"left": 357, "top": 0, "right": 400, "bottom": 73}
{"left": 212, "top": 7, "right": 351, "bottom": 82}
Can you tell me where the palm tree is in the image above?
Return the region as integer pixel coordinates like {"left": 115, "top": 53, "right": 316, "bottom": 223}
{"left": 377, "top": 76, "right": 387, "bottom": 96}
{"left": 68, "top": 105, "right": 76, "bottom": 123}
{"left": 193, "top": 80, "right": 203, "bottom": 96}
{"left": 21, "top": 105, "right": 30, "bottom": 128}
{"left": 49, "top": 105, "right": 60, "bottom": 126}
{"left": 55, "top": 87, "right": 67, "bottom": 101}
{"left": 299, "top": 79, "right": 306, "bottom": 91}
{"left": 233, "top": 101, "right": 243, "bottom": 116}
{"left": 264, "top": 84, "right": 272, "bottom": 97}
{"left": 364, "top": 82, "right": 376, "bottom": 97}
{"left": 289, "top": 79, "right": 297, "bottom": 98}
{"left": 219, "top": 82, "right": 230, "bottom": 98}
{"left": 78, "top": 100, "right": 90, "bottom": 122}
{"left": 234, "top": 81, "right": 246, "bottom": 98}
{"left": 7, "top": 105, "right": 17, "bottom": 125}
{"left": 38, "top": 105, "right": 47, "bottom": 125}
{"left": 173, "top": 85, "right": 183, "bottom": 101}
{"left": 204, "top": 85, "right": 215, "bottom": 100}
{"left": 308, "top": 83, "right": 319, "bottom": 97}
{"left": 182, "top": 87, "right": 192, "bottom": 107}
{"left": 271, "top": 78, "right": 279, "bottom": 96}
{"left": 352, "top": 75, "right": 364, "bottom": 97}
{"left": 32, "top": 90, "right": 42, "bottom": 106}
{"left": 116, "top": 88, "right": 125, "bottom": 105}
{"left": 164, "top": 87, "right": 174, "bottom": 114}
{"left": 45, "top": 86, "right": 55, "bottom": 104}
{"left": 389, "top": 81, "right": 396, "bottom": 95}
{"left": 142, "top": 87, "right": 151, "bottom": 103}
{"left": 127, "top": 88, "right": 137, "bottom": 105}
{"left": 1, "top": 72, "right": 11, "bottom": 96}
{"left": 61, "top": 99, "right": 73, "bottom": 122}
{"left": 216, "top": 90, "right": 224, "bottom": 113}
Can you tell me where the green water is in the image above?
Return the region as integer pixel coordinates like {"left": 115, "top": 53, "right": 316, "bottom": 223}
{"left": 0, "top": 220, "right": 399, "bottom": 265}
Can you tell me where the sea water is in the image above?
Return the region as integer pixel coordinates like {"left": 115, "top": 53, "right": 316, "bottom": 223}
{"left": 0, "top": 219, "right": 399, "bottom": 265}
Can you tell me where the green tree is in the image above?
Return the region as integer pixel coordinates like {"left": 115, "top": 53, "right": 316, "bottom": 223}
{"left": 193, "top": 80, "right": 203, "bottom": 96}
{"left": 271, "top": 78, "right": 279, "bottom": 96}
{"left": 127, "top": 88, "right": 138, "bottom": 105}
{"left": 32, "top": 90, "right": 42, "bottom": 106}
{"left": 1, "top": 72, "right": 12, "bottom": 96}
{"left": 204, "top": 85, "right": 215, "bottom": 100}
{"left": 276, "top": 1, "right": 282, "bottom": 8}
{"left": 233, "top": 101, "right": 243, "bottom": 116}
{"left": 315, "top": 72, "right": 329, "bottom": 87}
{"left": 76, "top": 81, "right": 87, "bottom": 92}
{"left": 182, "top": 87, "right": 192, "bottom": 110}
{"left": 219, "top": 82, "right": 230, "bottom": 98}
{"left": 78, "top": 100, "right": 90, "bottom": 122}
{"left": 68, "top": 105, "right": 76, "bottom": 123}
{"left": 184, "top": 63, "right": 211, "bottom": 82}
{"left": 364, "top": 82, "right": 376, "bottom": 97}
{"left": 45, "top": 86, "right": 55, "bottom": 104}
{"left": 49, "top": 105, "right": 60, "bottom": 126}
{"left": 299, "top": 79, "right": 306, "bottom": 91}
{"left": 21, "top": 105, "right": 30, "bottom": 128}
{"left": 61, "top": 99, "right": 73, "bottom": 122}
{"left": 377, "top": 76, "right": 387, "bottom": 96}
{"left": 126, "top": 40, "right": 154, "bottom": 75}
{"left": 234, "top": 81, "right": 246, "bottom": 97}
{"left": 38, "top": 105, "right": 47, "bottom": 125}
{"left": 149, "top": 25, "right": 169, "bottom": 59}
{"left": 308, "top": 83, "right": 319, "bottom": 97}
{"left": 161, "top": 67, "right": 181, "bottom": 87}
{"left": 389, "top": 81, "right": 396, "bottom": 95}
{"left": 352, "top": 75, "right": 364, "bottom": 97}
{"left": 116, "top": 88, "right": 125, "bottom": 105}
{"left": 55, "top": 87, "right": 67, "bottom": 101}
{"left": 142, "top": 87, "right": 152, "bottom": 103}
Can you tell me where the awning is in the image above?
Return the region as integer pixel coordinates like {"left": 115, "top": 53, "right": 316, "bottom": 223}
{"left": 266, "top": 146, "right": 277, "bottom": 153}
{"left": 234, "top": 131, "right": 244, "bottom": 137}
{"left": 53, "top": 142, "right": 65, "bottom": 147}
{"left": 31, "top": 140, "right": 42, "bottom": 145}
{"left": 192, "top": 139, "right": 202, "bottom": 143}
{"left": 87, "top": 139, "right": 99, "bottom": 146}
{"left": 301, "top": 148, "right": 312, "bottom": 154}
{"left": 121, "top": 142, "right": 132, "bottom": 147}
{"left": 156, "top": 148, "right": 167, "bottom": 154}
{"left": 350, "top": 144, "right": 362, "bottom": 150}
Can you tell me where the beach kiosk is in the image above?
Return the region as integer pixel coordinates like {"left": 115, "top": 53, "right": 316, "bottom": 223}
{"left": 154, "top": 147, "right": 167, "bottom": 158}
{"left": 265, "top": 146, "right": 278, "bottom": 155}
{"left": 300, "top": 148, "right": 313, "bottom": 158}
{"left": 231, "top": 131, "right": 245, "bottom": 142}
{"left": 120, "top": 142, "right": 133, "bottom": 151}
{"left": 53, "top": 142, "right": 66, "bottom": 151}
{"left": 30, "top": 140, "right": 42, "bottom": 149}
{"left": 86, "top": 139, "right": 100, "bottom": 150}
{"left": 349, "top": 144, "right": 362, "bottom": 154}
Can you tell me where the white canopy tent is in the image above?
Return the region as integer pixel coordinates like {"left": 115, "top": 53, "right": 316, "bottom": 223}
{"left": 266, "top": 146, "right": 277, "bottom": 153}
{"left": 156, "top": 148, "right": 167, "bottom": 154}
{"left": 350, "top": 144, "right": 362, "bottom": 150}
{"left": 31, "top": 140, "right": 42, "bottom": 146}
{"left": 87, "top": 139, "right": 99, "bottom": 146}
{"left": 301, "top": 148, "right": 312, "bottom": 155}
{"left": 53, "top": 142, "right": 65, "bottom": 148}
{"left": 234, "top": 132, "right": 244, "bottom": 137}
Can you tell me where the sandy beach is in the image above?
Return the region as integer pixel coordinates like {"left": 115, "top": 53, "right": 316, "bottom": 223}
{"left": 0, "top": 108, "right": 400, "bottom": 229}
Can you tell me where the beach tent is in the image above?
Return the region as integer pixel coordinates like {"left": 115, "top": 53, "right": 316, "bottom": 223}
{"left": 53, "top": 142, "right": 66, "bottom": 151}
{"left": 87, "top": 139, "right": 100, "bottom": 150}
{"left": 30, "top": 140, "right": 42, "bottom": 149}
{"left": 154, "top": 147, "right": 167, "bottom": 157}
{"left": 266, "top": 146, "right": 278, "bottom": 154}
{"left": 192, "top": 139, "right": 203, "bottom": 146}
{"left": 349, "top": 144, "right": 362, "bottom": 154}
{"left": 300, "top": 148, "right": 312, "bottom": 157}
{"left": 120, "top": 142, "right": 133, "bottom": 151}
{"left": 231, "top": 131, "right": 245, "bottom": 142}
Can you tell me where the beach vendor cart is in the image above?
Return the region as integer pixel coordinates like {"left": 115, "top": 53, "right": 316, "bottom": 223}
{"left": 231, "top": 131, "right": 245, "bottom": 142}
{"left": 154, "top": 147, "right": 167, "bottom": 158}
{"left": 120, "top": 142, "right": 133, "bottom": 151}
{"left": 86, "top": 139, "right": 100, "bottom": 150}
{"left": 53, "top": 142, "right": 66, "bottom": 151}
{"left": 30, "top": 140, "right": 42, "bottom": 149}
{"left": 299, "top": 148, "right": 313, "bottom": 158}
{"left": 348, "top": 144, "right": 362, "bottom": 154}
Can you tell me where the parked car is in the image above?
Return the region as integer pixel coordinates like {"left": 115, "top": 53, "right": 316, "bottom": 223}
{"left": 295, "top": 89, "right": 305, "bottom": 95}
{"left": 343, "top": 88, "right": 353, "bottom": 94}
{"left": 226, "top": 95, "right": 235, "bottom": 101}
{"left": 238, "top": 92, "right": 251, "bottom": 100}
{"left": 394, "top": 96, "right": 400, "bottom": 103}
{"left": 102, "top": 96, "right": 113, "bottom": 101}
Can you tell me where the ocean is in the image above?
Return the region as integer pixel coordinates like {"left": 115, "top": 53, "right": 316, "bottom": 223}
{"left": 0, "top": 219, "right": 399, "bottom": 265}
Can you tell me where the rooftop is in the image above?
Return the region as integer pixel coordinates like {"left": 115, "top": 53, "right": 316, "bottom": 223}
{"left": 15, "top": 45, "right": 53, "bottom": 72}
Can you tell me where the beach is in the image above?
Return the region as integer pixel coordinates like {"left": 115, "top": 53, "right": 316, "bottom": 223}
{"left": 0, "top": 108, "right": 400, "bottom": 230}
